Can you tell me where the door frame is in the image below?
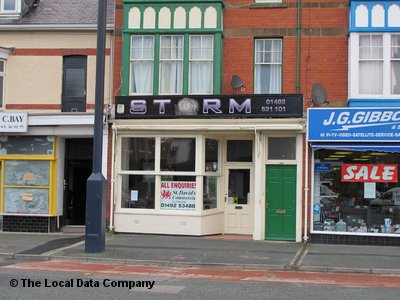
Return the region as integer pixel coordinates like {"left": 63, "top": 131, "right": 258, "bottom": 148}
{"left": 223, "top": 164, "right": 254, "bottom": 235}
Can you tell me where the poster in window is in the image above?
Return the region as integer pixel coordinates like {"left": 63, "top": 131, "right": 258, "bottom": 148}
{"left": 160, "top": 181, "right": 196, "bottom": 210}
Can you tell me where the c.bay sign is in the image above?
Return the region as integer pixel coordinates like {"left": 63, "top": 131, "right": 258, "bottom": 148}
{"left": 115, "top": 94, "right": 303, "bottom": 119}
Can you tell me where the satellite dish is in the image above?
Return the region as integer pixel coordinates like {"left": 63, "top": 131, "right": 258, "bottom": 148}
{"left": 231, "top": 75, "right": 245, "bottom": 91}
{"left": 311, "top": 83, "right": 329, "bottom": 106}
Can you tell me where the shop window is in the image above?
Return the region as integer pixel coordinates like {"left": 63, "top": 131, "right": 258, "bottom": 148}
{"left": 205, "top": 138, "right": 219, "bottom": 172}
{"left": 0, "top": 136, "right": 54, "bottom": 155}
{"left": 254, "top": 39, "right": 282, "bottom": 94}
{"left": 227, "top": 140, "right": 253, "bottom": 162}
{"left": 121, "top": 137, "right": 155, "bottom": 171}
{"left": 312, "top": 149, "right": 400, "bottom": 235}
{"left": 203, "top": 176, "right": 217, "bottom": 210}
{"left": 268, "top": 137, "right": 296, "bottom": 160}
{"left": 0, "top": 60, "right": 4, "bottom": 108}
{"left": 3, "top": 160, "right": 50, "bottom": 215}
{"left": 161, "top": 138, "right": 196, "bottom": 171}
{"left": 121, "top": 175, "right": 155, "bottom": 209}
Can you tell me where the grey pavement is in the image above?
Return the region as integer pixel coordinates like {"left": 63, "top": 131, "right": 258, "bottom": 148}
{"left": 0, "top": 232, "right": 399, "bottom": 275}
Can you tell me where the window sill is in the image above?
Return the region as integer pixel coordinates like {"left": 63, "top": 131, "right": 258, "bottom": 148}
{"left": 250, "top": 2, "right": 288, "bottom": 9}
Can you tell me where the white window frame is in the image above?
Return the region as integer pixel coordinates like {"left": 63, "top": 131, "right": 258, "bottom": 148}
{"left": 129, "top": 35, "right": 154, "bottom": 95}
{"left": 349, "top": 32, "right": 400, "bottom": 99}
{"left": 0, "top": 59, "right": 5, "bottom": 109}
{"left": 254, "top": 38, "right": 283, "bottom": 94}
{"left": 0, "top": 0, "right": 20, "bottom": 14}
{"left": 159, "top": 35, "right": 184, "bottom": 95}
{"left": 189, "top": 35, "right": 214, "bottom": 95}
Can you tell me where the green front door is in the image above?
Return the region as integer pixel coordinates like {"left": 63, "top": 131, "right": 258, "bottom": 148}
{"left": 265, "top": 165, "right": 296, "bottom": 240}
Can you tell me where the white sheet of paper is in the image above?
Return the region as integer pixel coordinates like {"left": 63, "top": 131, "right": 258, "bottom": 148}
{"left": 364, "top": 182, "right": 376, "bottom": 199}
{"left": 131, "top": 190, "right": 138, "bottom": 201}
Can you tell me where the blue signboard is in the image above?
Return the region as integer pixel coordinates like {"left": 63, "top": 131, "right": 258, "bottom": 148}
{"left": 315, "top": 163, "right": 331, "bottom": 172}
{"left": 308, "top": 108, "right": 400, "bottom": 142}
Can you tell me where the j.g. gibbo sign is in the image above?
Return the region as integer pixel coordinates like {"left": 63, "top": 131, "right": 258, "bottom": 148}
{"left": 115, "top": 94, "right": 303, "bottom": 119}
{"left": 308, "top": 108, "right": 400, "bottom": 142}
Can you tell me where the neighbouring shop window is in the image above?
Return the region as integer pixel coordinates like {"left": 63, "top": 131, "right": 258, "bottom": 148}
{"left": 268, "top": 137, "right": 296, "bottom": 160}
{"left": 161, "top": 138, "right": 196, "bottom": 171}
{"left": 160, "top": 176, "right": 196, "bottom": 211}
{"left": 254, "top": 39, "right": 282, "bottom": 94}
{"left": 205, "top": 139, "right": 219, "bottom": 172}
{"left": 121, "top": 137, "right": 155, "bottom": 171}
{"left": 227, "top": 140, "right": 253, "bottom": 162}
{"left": 313, "top": 149, "right": 400, "bottom": 235}
{"left": 3, "top": 160, "right": 50, "bottom": 215}
{"left": 0, "top": 136, "right": 54, "bottom": 155}
{"left": 203, "top": 176, "right": 217, "bottom": 210}
{"left": 121, "top": 175, "right": 155, "bottom": 209}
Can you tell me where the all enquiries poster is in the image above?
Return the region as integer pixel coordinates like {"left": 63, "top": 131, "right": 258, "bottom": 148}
{"left": 160, "top": 181, "right": 196, "bottom": 211}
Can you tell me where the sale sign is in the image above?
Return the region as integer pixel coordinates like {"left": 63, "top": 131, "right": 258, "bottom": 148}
{"left": 341, "top": 164, "right": 398, "bottom": 182}
{"left": 160, "top": 181, "right": 196, "bottom": 210}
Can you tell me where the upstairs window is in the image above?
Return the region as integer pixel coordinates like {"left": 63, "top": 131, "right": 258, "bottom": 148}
{"left": 359, "top": 35, "right": 383, "bottom": 94}
{"left": 129, "top": 34, "right": 215, "bottom": 96}
{"left": 254, "top": 39, "right": 282, "bottom": 94}
{"left": 1, "top": 0, "right": 18, "bottom": 13}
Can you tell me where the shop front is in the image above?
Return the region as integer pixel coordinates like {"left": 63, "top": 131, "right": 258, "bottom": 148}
{"left": 0, "top": 112, "right": 107, "bottom": 232}
{"left": 308, "top": 108, "right": 400, "bottom": 245}
{"left": 111, "top": 94, "right": 305, "bottom": 241}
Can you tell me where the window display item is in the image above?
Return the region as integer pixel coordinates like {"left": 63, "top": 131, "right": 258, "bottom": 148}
{"left": 323, "top": 219, "right": 335, "bottom": 231}
{"left": 335, "top": 219, "right": 347, "bottom": 232}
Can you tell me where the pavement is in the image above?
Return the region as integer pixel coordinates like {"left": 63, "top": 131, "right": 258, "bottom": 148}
{"left": 0, "top": 232, "right": 399, "bottom": 275}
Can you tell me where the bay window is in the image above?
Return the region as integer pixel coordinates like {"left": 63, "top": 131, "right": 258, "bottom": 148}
{"left": 129, "top": 34, "right": 215, "bottom": 95}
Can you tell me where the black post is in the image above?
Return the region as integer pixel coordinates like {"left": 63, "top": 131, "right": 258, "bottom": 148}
{"left": 85, "top": 0, "right": 108, "bottom": 253}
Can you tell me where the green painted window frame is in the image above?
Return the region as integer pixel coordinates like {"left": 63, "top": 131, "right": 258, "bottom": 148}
{"left": 121, "top": 2, "right": 223, "bottom": 96}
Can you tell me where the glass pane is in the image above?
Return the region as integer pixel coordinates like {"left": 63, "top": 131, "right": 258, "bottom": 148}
{"left": 4, "top": 0, "right": 16, "bottom": 11}
{"left": 0, "top": 136, "right": 54, "bottom": 155}
{"left": 131, "top": 61, "right": 154, "bottom": 94}
{"left": 228, "top": 169, "right": 250, "bottom": 205}
{"left": 121, "top": 175, "right": 155, "bottom": 209}
{"left": 359, "top": 61, "right": 383, "bottom": 94}
{"left": 203, "top": 176, "right": 217, "bottom": 210}
{"left": 392, "top": 61, "right": 400, "bottom": 94}
{"left": 160, "top": 176, "right": 196, "bottom": 211}
{"left": 65, "top": 68, "right": 85, "bottom": 97}
{"left": 159, "top": 61, "right": 183, "bottom": 94}
{"left": 227, "top": 140, "right": 253, "bottom": 162}
{"left": 160, "top": 138, "right": 196, "bottom": 171}
{"left": 5, "top": 161, "right": 50, "bottom": 186}
{"left": 189, "top": 61, "right": 212, "bottom": 94}
{"left": 268, "top": 137, "right": 296, "bottom": 160}
{"left": 205, "top": 139, "right": 219, "bottom": 172}
{"left": 121, "top": 138, "right": 155, "bottom": 171}
{"left": 392, "top": 35, "right": 400, "bottom": 59}
{"left": 0, "top": 60, "right": 4, "bottom": 72}
{"left": 4, "top": 188, "right": 49, "bottom": 214}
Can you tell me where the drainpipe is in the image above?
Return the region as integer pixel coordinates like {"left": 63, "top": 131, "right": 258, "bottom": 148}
{"left": 296, "top": 0, "right": 301, "bottom": 93}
